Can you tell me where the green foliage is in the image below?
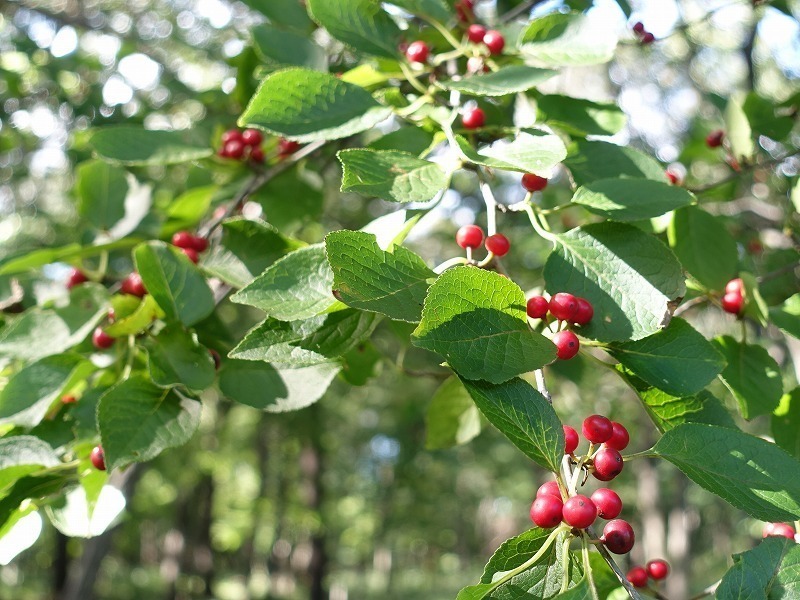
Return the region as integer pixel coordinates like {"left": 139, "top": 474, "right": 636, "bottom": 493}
{"left": 89, "top": 128, "right": 214, "bottom": 165}
{"left": 716, "top": 537, "right": 800, "bottom": 597}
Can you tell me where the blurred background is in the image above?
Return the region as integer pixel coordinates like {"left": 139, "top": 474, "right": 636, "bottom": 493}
{"left": 0, "top": 0, "right": 798, "bottom": 598}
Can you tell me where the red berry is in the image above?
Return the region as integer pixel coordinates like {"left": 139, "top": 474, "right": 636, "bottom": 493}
{"left": 66, "top": 268, "right": 88, "bottom": 289}
{"left": 406, "top": 41, "right": 430, "bottom": 64}
{"left": 485, "top": 233, "right": 510, "bottom": 257}
{"left": 278, "top": 138, "right": 301, "bottom": 156}
{"left": 548, "top": 292, "right": 579, "bottom": 322}
{"left": 191, "top": 236, "right": 209, "bottom": 253}
{"left": 521, "top": 173, "right": 548, "bottom": 192}
{"left": 632, "top": 22, "right": 645, "bottom": 34}
{"left": 172, "top": 230, "right": 195, "bottom": 249}
{"left": 606, "top": 422, "right": 630, "bottom": 451}
{"left": 666, "top": 170, "right": 680, "bottom": 185}
{"left": 646, "top": 559, "right": 670, "bottom": 580}
{"left": 456, "top": 224, "right": 484, "bottom": 249}
{"left": 572, "top": 297, "right": 593, "bottom": 325}
{"left": 593, "top": 447, "right": 624, "bottom": 481}
{"left": 641, "top": 32, "right": 655, "bottom": 44}
{"left": 530, "top": 495, "right": 564, "bottom": 528}
{"left": 221, "top": 129, "right": 242, "bottom": 145}
{"left": 527, "top": 296, "right": 549, "bottom": 319}
{"left": 90, "top": 445, "right": 106, "bottom": 471}
{"left": 250, "top": 146, "right": 265, "bottom": 163}
{"left": 603, "top": 519, "right": 635, "bottom": 554}
{"left": 240, "top": 129, "right": 262, "bottom": 146}
{"left": 591, "top": 488, "right": 623, "bottom": 519}
{"left": 462, "top": 107, "right": 485, "bottom": 129}
{"left": 763, "top": 522, "right": 796, "bottom": 539}
{"left": 209, "top": 348, "right": 222, "bottom": 371}
{"left": 725, "top": 278, "right": 744, "bottom": 294}
{"left": 181, "top": 248, "right": 199, "bottom": 264}
{"left": 121, "top": 273, "right": 147, "bottom": 297}
{"left": 582, "top": 415, "right": 613, "bottom": 444}
{"left": 553, "top": 330, "right": 580, "bottom": 360}
{"left": 627, "top": 566, "right": 648, "bottom": 588}
{"left": 223, "top": 140, "right": 245, "bottom": 159}
{"left": 61, "top": 394, "right": 77, "bottom": 404}
{"left": 455, "top": 0, "right": 474, "bottom": 22}
{"left": 721, "top": 292, "right": 744, "bottom": 315}
{"left": 92, "top": 327, "right": 115, "bottom": 350}
{"left": 706, "top": 130, "right": 725, "bottom": 148}
{"left": 483, "top": 30, "right": 505, "bottom": 55}
{"left": 562, "top": 495, "right": 597, "bottom": 529}
{"left": 537, "top": 480, "right": 563, "bottom": 500}
{"left": 563, "top": 425, "right": 579, "bottom": 454}
{"left": 467, "top": 24, "right": 487, "bottom": 43}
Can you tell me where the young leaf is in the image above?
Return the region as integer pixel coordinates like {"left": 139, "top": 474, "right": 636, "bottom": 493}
{"left": 133, "top": 241, "right": 215, "bottom": 327}
{"left": 325, "top": 230, "right": 435, "bottom": 322}
{"left": 89, "top": 127, "right": 213, "bottom": 165}
{"left": 146, "top": 325, "right": 216, "bottom": 392}
{"left": 544, "top": 223, "right": 685, "bottom": 342}
{"left": 437, "top": 66, "right": 557, "bottom": 97}
{"left": 252, "top": 24, "right": 327, "bottom": 70}
{"left": 307, "top": 0, "right": 401, "bottom": 58}
{"left": 535, "top": 94, "right": 626, "bottom": 136}
{"left": 460, "top": 377, "right": 564, "bottom": 472}
{"left": 412, "top": 267, "right": 556, "bottom": 383}
{"left": 0, "top": 436, "right": 59, "bottom": 492}
{"left": 75, "top": 160, "right": 129, "bottom": 231}
{"left": 338, "top": 149, "right": 449, "bottom": 204}
{"left": 564, "top": 140, "right": 667, "bottom": 187}
{"left": 457, "top": 131, "right": 567, "bottom": 176}
{"left": 97, "top": 375, "right": 202, "bottom": 471}
{"left": 769, "top": 294, "right": 800, "bottom": 339}
{"left": 572, "top": 178, "right": 695, "bottom": 221}
{"left": 608, "top": 318, "right": 726, "bottom": 396}
{"left": 772, "top": 388, "right": 800, "bottom": 460}
{"left": 518, "top": 12, "right": 618, "bottom": 67}
{"left": 104, "top": 295, "right": 163, "bottom": 337}
{"left": 425, "top": 377, "right": 481, "bottom": 450}
{"left": 716, "top": 537, "right": 800, "bottom": 598}
{"left": 712, "top": 336, "right": 782, "bottom": 420}
{"left": 650, "top": 423, "right": 800, "bottom": 522}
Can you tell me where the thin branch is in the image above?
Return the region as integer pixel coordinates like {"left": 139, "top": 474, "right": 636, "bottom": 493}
{"left": 673, "top": 295, "right": 709, "bottom": 317}
{"left": 534, "top": 369, "right": 552, "bottom": 403}
{"left": 688, "top": 148, "right": 800, "bottom": 194}
{"left": 585, "top": 528, "right": 647, "bottom": 600}
{"left": 688, "top": 579, "right": 720, "bottom": 600}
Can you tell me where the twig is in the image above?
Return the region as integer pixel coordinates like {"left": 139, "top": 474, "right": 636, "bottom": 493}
{"left": 673, "top": 295, "right": 709, "bottom": 317}
{"left": 585, "top": 528, "right": 647, "bottom": 600}
{"left": 534, "top": 369, "right": 552, "bottom": 403}
{"left": 688, "top": 580, "right": 720, "bottom": 600}
{"left": 688, "top": 148, "right": 800, "bottom": 194}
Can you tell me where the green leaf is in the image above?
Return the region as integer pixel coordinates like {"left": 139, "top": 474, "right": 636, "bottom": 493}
{"left": 231, "top": 245, "right": 339, "bottom": 321}
{"left": 307, "top": 0, "right": 401, "bottom": 58}
{"left": 146, "top": 325, "right": 216, "bottom": 392}
{"left": 163, "top": 186, "right": 216, "bottom": 234}
{"left": 544, "top": 222, "right": 685, "bottom": 342}
{"left": 460, "top": 377, "right": 564, "bottom": 472}
{"left": 413, "top": 267, "right": 556, "bottom": 383}
{"left": 341, "top": 341, "right": 382, "bottom": 386}
{"left": 0, "top": 475, "right": 66, "bottom": 533}
{"left": 0, "top": 239, "right": 141, "bottom": 276}
{"left": 518, "top": 12, "right": 618, "bottom": 67}
{"left": 457, "top": 131, "right": 567, "bottom": 176}
{"left": 388, "top": 0, "right": 452, "bottom": 21}
{"left": 668, "top": 206, "right": 738, "bottom": 291}
{"left": 770, "top": 294, "right": 800, "bottom": 339}
{"left": 239, "top": 68, "right": 393, "bottom": 143}
{"left": 252, "top": 24, "right": 327, "bottom": 70}
{"left": 230, "top": 310, "right": 380, "bottom": 367}
{"left": 564, "top": 140, "right": 667, "bottom": 187}
{"left": 97, "top": 375, "right": 202, "bottom": 471}
{"left": 325, "top": 230, "right": 435, "bottom": 322}
{"left": 133, "top": 241, "right": 215, "bottom": 327}
{"left": 725, "top": 93, "right": 755, "bottom": 160}
{"left": 742, "top": 93, "right": 794, "bottom": 141}
{"left": 773, "top": 388, "right": 800, "bottom": 461}
{"left": 241, "top": 0, "right": 312, "bottom": 31}
{"left": 368, "top": 126, "right": 436, "bottom": 155}
{"left": 89, "top": 127, "right": 213, "bottom": 166}
{"left": 0, "top": 436, "right": 59, "bottom": 493}
{"left": 572, "top": 178, "right": 695, "bottom": 221}
{"left": 437, "top": 66, "right": 557, "bottom": 97}
{"left": 219, "top": 359, "right": 340, "bottom": 413}
{"left": 254, "top": 169, "right": 324, "bottom": 233}
{"left": 425, "top": 377, "right": 481, "bottom": 450}
{"left": 0, "top": 284, "right": 109, "bottom": 361}
{"left": 536, "top": 94, "right": 626, "bottom": 136}
{"left": 338, "top": 149, "right": 448, "bottom": 204}
{"left": 716, "top": 537, "right": 800, "bottom": 598}
{"left": 75, "top": 160, "right": 129, "bottom": 230}
{"left": 104, "top": 295, "right": 162, "bottom": 337}
{"left": 551, "top": 580, "right": 591, "bottom": 599}
{"left": 0, "top": 354, "right": 93, "bottom": 428}
{"left": 608, "top": 319, "right": 726, "bottom": 396}
{"left": 650, "top": 423, "right": 800, "bottom": 522}
{"left": 712, "top": 336, "right": 783, "bottom": 420}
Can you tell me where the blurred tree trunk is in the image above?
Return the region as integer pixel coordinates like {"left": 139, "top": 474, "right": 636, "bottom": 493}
{"left": 300, "top": 405, "right": 328, "bottom": 600}
{"left": 52, "top": 532, "right": 69, "bottom": 597}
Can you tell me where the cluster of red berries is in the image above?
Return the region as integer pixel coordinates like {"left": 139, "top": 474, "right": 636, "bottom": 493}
{"left": 706, "top": 129, "right": 725, "bottom": 148}
{"left": 455, "top": 224, "right": 510, "bottom": 257}
{"left": 627, "top": 559, "right": 670, "bottom": 589}
{"left": 218, "top": 128, "right": 265, "bottom": 163}
{"left": 763, "top": 522, "right": 796, "bottom": 540}
{"left": 171, "top": 230, "right": 208, "bottom": 264}
{"left": 466, "top": 25, "right": 505, "bottom": 55}
{"left": 632, "top": 22, "right": 655, "bottom": 45}
{"left": 721, "top": 277, "right": 745, "bottom": 316}
{"left": 530, "top": 416, "right": 634, "bottom": 554}
{"left": 526, "top": 292, "right": 593, "bottom": 360}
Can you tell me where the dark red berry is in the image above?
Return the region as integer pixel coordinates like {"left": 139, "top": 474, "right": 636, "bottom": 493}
{"left": 181, "top": 248, "right": 199, "bottom": 264}
{"left": 191, "top": 236, "right": 209, "bottom": 253}
{"left": 209, "top": 348, "right": 221, "bottom": 371}
{"left": 706, "top": 130, "right": 725, "bottom": 148}
{"left": 483, "top": 30, "right": 505, "bottom": 55}
{"left": 582, "top": 415, "right": 613, "bottom": 444}
{"left": 61, "top": 394, "right": 77, "bottom": 404}
{"left": 572, "top": 297, "right": 593, "bottom": 325}
{"left": 591, "top": 488, "right": 623, "bottom": 519}
{"left": 172, "top": 231, "right": 195, "bottom": 249}
{"left": 406, "top": 41, "right": 430, "bottom": 63}
{"left": 121, "top": 273, "right": 147, "bottom": 297}
{"left": 278, "top": 138, "right": 301, "bottom": 156}
{"left": 641, "top": 32, "right": 655, "bottom": 44}
{"left": 593, "top": 447, "right": 624, "bottom": 481}
{"left": 92, "top": 328, "right": 115, "bottom": 350}
{"left": 627, "top": 566, "right": 648, "bottom": 588}
{"left": 521, "top": 173, "right": 548, "bottom": 192}
{"left": 763, "top": 522, "right": 795, "bottom": 539}
{"left": 563, "top": 425, "right": 579, "bottom": 454}
{"left": 549, "top": 292, "right": 579, "bottom": 322}
{"left": 467, "top": 24, "right": 487, "bottom": 43}
{"left": 462, "top": 107, "right": 485, "bottom": 129}
{"left": 250, "top": 146, "right": 265, "bottom": 163}
{"left": 537, "top": 480, "right": 562, "bottom": 500}
{"left": 606, "top": 422, "right": 630, "bottom": 451}
{"left": 221, "top": 129, "right": 242, "bottom": 145}
{"left": 485, "top": 233, "right": 510, "bottom": 257}
{"left": 90, "top": 445, "right": 106, "bottom": 471}
{"left": 562, "top": 495, "right": 597, "bottom": 529}
{"left": 632, "top": 22, "right": 645, "bottom": 34}
{"left": 527, "top": 296, "right": 549, "bottom": 319}
{"left": 66, "top": 268, "right": 88, "bottom": 289}
{"left": 722, "top": 292, "right": 744, "bottom": 315}
{"left": 646, "top": 559, "right": 670, "bottom": 580}
{"left": 553, "top": 330, "right": 580, "bottom": 360}
{"left": 240, "top": 129, "right": 262, "bottom": 146}
{"left": 223, "top": 140, "right": 245, "bottom": 159}
{"left": 456, "top": 224, "right": 484, "bottom": 249}
{"left": 530, "top": 495, "right": 564, "bottom": 528}
{"left": 603, "top": 519, "right": 635, "bottom": 554}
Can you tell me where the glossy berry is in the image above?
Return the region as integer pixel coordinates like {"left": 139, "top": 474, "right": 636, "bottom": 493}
{"left": 121, "top": 273, "right": 147, "bottom": 297}
{"left": 593, "top": 447, "right": 624, "bottom": 481}
{"left": 641, "top": 32, "right": 655, "bottom": 45}
{"left": 603, "top": 519, "right": 635, "bottom": 554}
{"left": 467, "top": 24, "right": 486, "bottom": 43}
{"left": 572, "top": 297, "right": 594, "bottom": 325}
{"left": 278, "top": 138, "right": 301, "bottom": 156}
{"left": 221, "top": 129, "right": 242, "bottom": 145}
{"left": 632, "top": 22, "right": 645, "bottom": 34}
{"left": 521, "top": 173, "right": 548, "bottom": 192}
{"left": 562, "top": 495, "right": 597, "bottom": 529}
{"left": 646, "top": 559, "right": 670, "bottom": 580}
{"left": 406, "top": 41, "right": 430, "bottom": 64}
{"left": 627, "top": 566, "right": 648, "bottom": 588}
{"left": 706, "top": 129, "right": 725, "bottom": 148}
{"left": 721, "top": 292, "right": 744, "bottom": 315}
{"left": 563, "top": 425, "right": 579, "bottom": 454}
{"left": 223, "top": 139, "right": 245, "bottom": 159}
{"left": 240, "top": 129, "right": 262, "bottom": 146}
{"left": 209, "top": 348, "right": 222, "bottom": 371}
{"left": 485, "top": 233, "right": 510, "bottom": 257}
{"left": 582, "top": 414, "right": 613, "bottom": 444}
{"left": 549, "top": 292, "right": 579, "bottom": 322}
{"left": 181, "top": 248, "right": 199, "bottom": 264}
{"left": 666, "top": 170, "right": 680, "bottom": 185}
{"left": 725, "top": 278, "right": 744, "bottom": 294}
{"left": 250, "top": 146, "right": 265, "bottom": 163}
{"left": 537, "top": 480, "right": 562, "bottom": 500}
{"left": 456, "top": 224, "right": 484, "bottom": 249}
{"left": 591, "top": 488, "right": 623, "bottom": 519}
{"left": 61, "top": 394, "right": 77, "bottom": 405}
{"left": 90, "top": 446, "right": 106, "bottom": 471}
{"left": 606, "top": 422, "right": 630, "bottom": 451}
{"left": 172, "top": 230, "right": 195, "bottom": 249}
{"left": 527, "top": 296, "right": 549, "bottom": 319}
{"left": 553, "top": 330, "right": 580, "bottom": 360}
{"left": 483, "top": 30, "right": 505, "bottom": 55}
{"left": 530, "top": 495, "right": 564, "bottom": 528}
{"left": 191, "top": 236, "right": 209, "bottom": 253}
{"left": 66, "top": 268, "right": 88, "bottom": 289}
{"left": 763, "top": 522, "right": 795, "bottom": 539}
{"left": 92, "top": 327, "right": 115, "bottom": 350}
{"left": 462, "top": 107, "right": 485, "bottom": 129}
